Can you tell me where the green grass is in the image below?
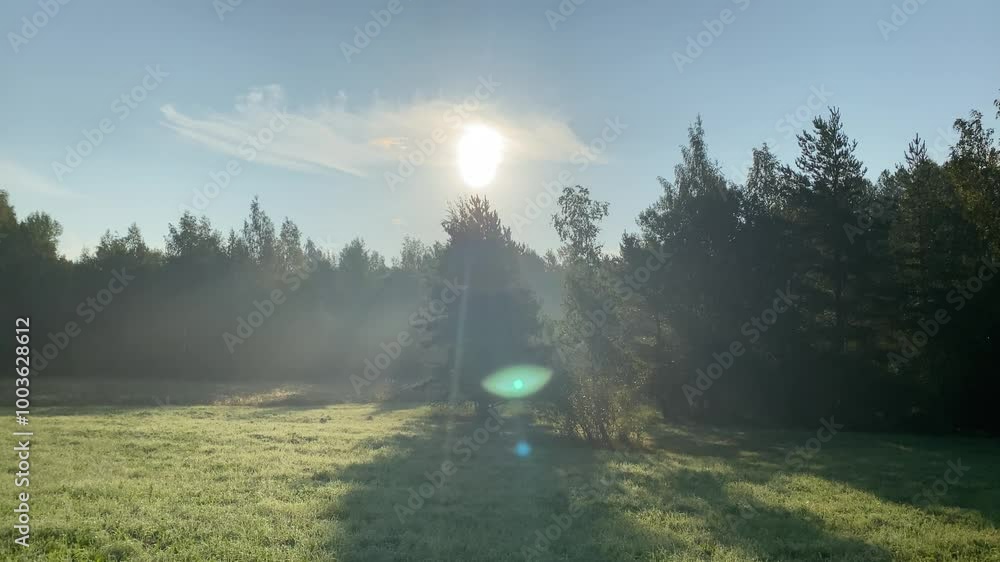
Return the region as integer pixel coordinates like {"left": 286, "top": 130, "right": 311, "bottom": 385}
{"left": 2, "top": 383, "right": 999, "bottom": 561}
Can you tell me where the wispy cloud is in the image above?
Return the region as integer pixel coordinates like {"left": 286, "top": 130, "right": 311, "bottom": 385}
{"left": 0, "top": 159, "right": 79, "bottom": 198}
{"left": 159, "top": 85, "right": 593, "bottom": 180}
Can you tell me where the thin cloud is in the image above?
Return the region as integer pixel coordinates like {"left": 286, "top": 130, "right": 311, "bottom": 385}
{"left": 0, "top": 160, "right": 79, "bottom": 198}
{"left": 159, "top": 85, "right": 594, "bottom": 180}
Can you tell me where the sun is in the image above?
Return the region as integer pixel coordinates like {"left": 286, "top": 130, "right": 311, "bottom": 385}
{"left": 456, "top": 124, "right": 503, "bottom": 188}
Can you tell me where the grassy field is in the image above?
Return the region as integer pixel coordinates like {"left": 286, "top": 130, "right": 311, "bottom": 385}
{"left": 2, "top": 382, "right": 999, "bottom": 561}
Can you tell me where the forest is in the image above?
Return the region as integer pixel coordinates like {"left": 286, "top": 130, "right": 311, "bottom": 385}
{"left": 4, "top": 97, "right": 999, "bottom": 441}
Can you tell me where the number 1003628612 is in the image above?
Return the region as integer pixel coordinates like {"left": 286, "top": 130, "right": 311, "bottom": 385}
{"left": 14, "top": 318, "right": 30, "bottom": 418}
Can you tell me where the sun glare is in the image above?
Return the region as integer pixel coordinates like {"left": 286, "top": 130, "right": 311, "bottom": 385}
{"left": 456, "top": 124, "right": 503, "bottom": 188}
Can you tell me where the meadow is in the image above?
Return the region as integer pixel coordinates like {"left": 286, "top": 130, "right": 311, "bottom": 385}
{"left": 2, "top": 380, "right": 998, "bottom": 561}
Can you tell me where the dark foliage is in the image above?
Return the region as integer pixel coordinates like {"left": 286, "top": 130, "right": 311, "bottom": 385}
{"left": 3, "top": 96, "right": 998, "bottom": 436}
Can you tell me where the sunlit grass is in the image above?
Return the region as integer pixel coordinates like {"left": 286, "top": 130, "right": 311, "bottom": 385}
{"left": 2, "top": 395, "right": 998, "bottom": 561}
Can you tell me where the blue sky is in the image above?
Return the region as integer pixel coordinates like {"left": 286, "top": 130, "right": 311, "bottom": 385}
{"left": 2, "top": 0, "right": 998, "bottom": 260}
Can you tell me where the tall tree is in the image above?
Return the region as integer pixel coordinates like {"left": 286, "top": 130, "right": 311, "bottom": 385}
{"left": 430, "top": 195, "right": 542, "bottom": 416}
{"left": 278, "top": 217, "right": 305, "bottom": 272}
{"left": 241, "top": 196, "right": 277, "bottom": 270}
{"left": 788, "top": 109, "right": 871, "bottom": 353}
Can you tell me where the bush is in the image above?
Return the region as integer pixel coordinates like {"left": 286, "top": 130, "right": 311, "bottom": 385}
{"left": 547, "top": 340, "right": 645, "bottom": 448}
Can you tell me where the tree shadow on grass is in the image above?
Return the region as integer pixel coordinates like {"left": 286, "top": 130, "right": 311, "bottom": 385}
{"left": 715, "top": 424, "right": 999, "bottom": 527}
{"left": 319, "top": 413, "right": 530, "bottom": 559}
{"left": 315, "top": 408, "right": 674, "bottom": 561}
{"left": 627, "top": 465, "right": 892, "bottom": 561}
{"left": 313, "top": 409, "right": 901, "bottom": 561}
{"left": 791, "top": 431, "right": 1000, "bottom": 527}
{"left": 643, "top": 423, "right": 999, "bottom": 555}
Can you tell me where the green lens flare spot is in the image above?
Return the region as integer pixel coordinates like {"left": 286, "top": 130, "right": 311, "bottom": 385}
{"left": 481, "top": 365, "right": 552, "bottom": 398}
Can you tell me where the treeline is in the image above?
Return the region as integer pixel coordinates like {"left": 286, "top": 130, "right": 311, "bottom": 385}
{"left": 0, "top": 195, "right": 562, "bottom": 395}
{"left": 2, "top": 95, "right": 998, "bottom": 438}
{"left": 561, "top": 102, "right": 1000, "bottom": 438}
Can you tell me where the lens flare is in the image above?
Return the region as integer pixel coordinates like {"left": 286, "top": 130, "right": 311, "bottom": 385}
{"left": 481, "top": 365, "right": 552, "bottom": 399}
{"left": 515, "top": 440, "right": 532, "bottom": 457}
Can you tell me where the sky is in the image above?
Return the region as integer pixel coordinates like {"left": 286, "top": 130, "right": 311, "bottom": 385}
{"left": 2, "top": 0, "right": 999, "bottom": 260}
